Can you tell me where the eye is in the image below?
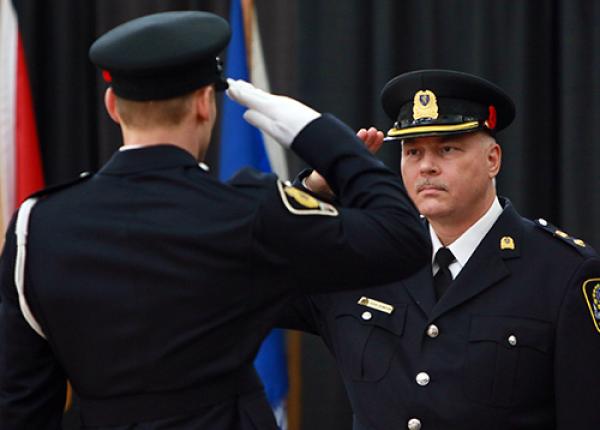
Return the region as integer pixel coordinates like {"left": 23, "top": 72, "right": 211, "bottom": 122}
{"left": 404, "top": 147, "right": 420, "bottom": 157}
{"left": 440, "top": 145, "right": 457, "bottom": 154}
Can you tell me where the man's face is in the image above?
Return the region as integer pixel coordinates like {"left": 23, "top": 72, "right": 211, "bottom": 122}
{"left": 400, "top": 131, "right": 500, "bottom": 225}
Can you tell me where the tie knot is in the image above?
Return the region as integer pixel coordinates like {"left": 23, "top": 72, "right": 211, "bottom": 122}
{"left": 435, "top": 247, "right": 455, "bottom": 270}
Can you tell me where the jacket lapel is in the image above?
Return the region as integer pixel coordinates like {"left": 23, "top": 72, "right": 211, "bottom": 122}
{"left": 429, "top": 198, "right": 523, "bottom": 321}
{"left": 403, "top": 265, "right": 437, "bottom": 317}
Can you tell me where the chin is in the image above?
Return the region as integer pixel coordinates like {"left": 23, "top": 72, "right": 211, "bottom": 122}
{"left": 416, "top": 203, "right": 450, "bottom": 221}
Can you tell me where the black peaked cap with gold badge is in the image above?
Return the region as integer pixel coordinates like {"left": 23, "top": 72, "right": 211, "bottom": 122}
{"left": 381, "top": 69, "right": 515, "bottom": 142}
{"left": 89, "top": 11, "right": 231, "bottom": 101}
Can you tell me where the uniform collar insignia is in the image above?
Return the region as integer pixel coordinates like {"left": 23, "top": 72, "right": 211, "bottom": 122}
{"left": 500, "top": 236, "right": 515, "bottom": 250}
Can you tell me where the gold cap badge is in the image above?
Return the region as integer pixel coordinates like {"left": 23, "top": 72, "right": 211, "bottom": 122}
{"left": 413, "top": 90, "right": 439, "bottom": 121}
{"left": 500, "top": 236, "right": 515, "bottom": 250}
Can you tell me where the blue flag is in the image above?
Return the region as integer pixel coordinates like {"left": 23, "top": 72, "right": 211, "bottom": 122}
{"left": 219, "top": 1, "right": 289, "bottom": 427}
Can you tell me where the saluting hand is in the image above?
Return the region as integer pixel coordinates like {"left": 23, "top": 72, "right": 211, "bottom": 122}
{"left": 226, "top": 78, "right": 321, "bottom": 148}
{"left": 304, "top": 127, "right": 385, "bottom": 197}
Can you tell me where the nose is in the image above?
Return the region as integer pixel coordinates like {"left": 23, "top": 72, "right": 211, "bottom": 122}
{"left": 419, "top": 152, "right": 440, "bottom": 176}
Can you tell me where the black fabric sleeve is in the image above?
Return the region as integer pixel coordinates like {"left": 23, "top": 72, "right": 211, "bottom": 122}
{"left": 0, "top": 215, "right": 66, "bottom": 429}
{"left": 554, "top": 257, "right": 600, "bottom": 429}
{"left": 252, "top": 114, "right": 430, "bottom": 292}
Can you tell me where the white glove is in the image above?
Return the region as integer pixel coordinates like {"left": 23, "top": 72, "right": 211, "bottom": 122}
{"left": 226, "top": 78, "right": 321, "bottom": 149}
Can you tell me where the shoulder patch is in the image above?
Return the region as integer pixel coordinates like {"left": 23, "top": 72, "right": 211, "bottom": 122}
{"left": 534, "top": 218, "right": 596, "bottom": 257}
{"left": 29, "top": 172, "right": 93, "bottom": 200}
{"left": 582, "top": 278, "right": 600, "bottom": 334}
{"left": 277, "top": 181, "right": 338, "bottom": 216}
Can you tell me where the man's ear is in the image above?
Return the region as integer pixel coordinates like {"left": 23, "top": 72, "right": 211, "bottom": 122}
{"left": 488, "top": 142, "right": 502, "bottom": 178}
{"left": 104, "top": 88, "right": 121, "bottom": 124}
{"left": 194, "top": 86, "right": 214, "bottom": 122}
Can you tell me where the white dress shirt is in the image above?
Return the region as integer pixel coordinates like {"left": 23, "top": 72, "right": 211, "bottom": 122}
{"left": 430, "top": 197, "right": 503, "bottom": 279}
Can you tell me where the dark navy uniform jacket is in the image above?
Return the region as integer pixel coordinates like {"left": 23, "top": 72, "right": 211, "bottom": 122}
{"left": 279, "top": 198, "right": 600, "bottom": 430}
{"left": 0, "top": 115, "right": 430, "bottom": 429}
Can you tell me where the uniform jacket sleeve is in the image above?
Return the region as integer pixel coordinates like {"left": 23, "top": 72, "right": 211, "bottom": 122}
{"left": 251, "top": 114, "right": 430, "bottom": 293}
{"left": 0, "top": 216, "right": 67, "bottom": 429}
{"left": 554, "top": 256, "right": 600, "bottom": 428}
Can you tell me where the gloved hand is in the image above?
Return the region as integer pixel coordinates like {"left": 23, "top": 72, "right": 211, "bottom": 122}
{"left": 226, "top": 78, "right": 321, "bottom": 149}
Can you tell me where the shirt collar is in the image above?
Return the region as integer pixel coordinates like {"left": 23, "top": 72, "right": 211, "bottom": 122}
{"left": 430, "top": 196, "right": 503, "bottom": 275}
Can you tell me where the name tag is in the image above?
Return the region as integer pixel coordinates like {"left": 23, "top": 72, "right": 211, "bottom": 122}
{"left": 357, "top": 296, "right": 394, "bottom": 314}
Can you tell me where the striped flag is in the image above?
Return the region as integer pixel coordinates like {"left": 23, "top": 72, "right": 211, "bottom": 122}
{"left": 219, "top": 0, "right": 289, "bottom": 428}
{"left": 0, "top": 0, "right": 45, "bottom": 240}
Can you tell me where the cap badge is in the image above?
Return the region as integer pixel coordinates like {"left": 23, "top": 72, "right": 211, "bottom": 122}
{"left": 582, "top": 279, "right": 600, "bottom": 334}
{"left": 500, "top": 236, "right": 515, "bottom": 250}
{"left": 413, "top": 90, "right": 439, "bottom": 120}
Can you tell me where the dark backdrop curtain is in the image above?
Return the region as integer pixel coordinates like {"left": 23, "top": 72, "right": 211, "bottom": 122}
{"left": 11, "top": 1, "right": 600, "bottom": 429}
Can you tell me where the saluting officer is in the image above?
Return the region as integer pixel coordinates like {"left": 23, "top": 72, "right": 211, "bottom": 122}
{"left": 280, "top": 69, "right": 600, "bottom": 430}
{"left": 0, "top": 12, "right": 429, "bottom": 429}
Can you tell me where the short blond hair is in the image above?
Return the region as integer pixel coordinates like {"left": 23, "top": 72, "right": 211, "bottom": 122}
{"left": 115, "top": 92, "right": 195, "bottom": 128}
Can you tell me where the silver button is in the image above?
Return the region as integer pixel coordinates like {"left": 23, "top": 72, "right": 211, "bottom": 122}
{"left": 408, "top": 418, "right": 422, "bottom": 430}
{"left": 426, "top": 324, "right": 439, "bottom": 338}
{"left": 415, "top": 372, "right": 430, "bottom": 386}
{"left": 79, "top": 171, "right": 90, "bottom": 178}
{"left": 538, "top": 218, "right": 548, "bottom": 227}
{"left": 508, "top": 334, "right": 517, "bottom": 346}
{"left": 361, "top": 311, "right": 372, "bottom": 321}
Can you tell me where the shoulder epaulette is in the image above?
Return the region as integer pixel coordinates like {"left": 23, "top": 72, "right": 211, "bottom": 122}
{"left": 228, "top": 167, "right": 275, "bottom": 187}
{"left": 28, "top": 171, "right": 93, "bottom": 200}
{"left": 534, "top": 218, "right": 597, "bottom": 257}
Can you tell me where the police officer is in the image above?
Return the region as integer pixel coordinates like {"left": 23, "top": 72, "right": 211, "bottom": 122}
{"left": 0, "top": 12, "right": 430, "bottom": 429}
{"left": 280, "top": 69, "right": 600, "bottom": 429}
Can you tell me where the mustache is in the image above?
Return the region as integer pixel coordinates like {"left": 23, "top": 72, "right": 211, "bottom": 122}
{"left": 415, "top": 178, "right": 448, "bottom": 193}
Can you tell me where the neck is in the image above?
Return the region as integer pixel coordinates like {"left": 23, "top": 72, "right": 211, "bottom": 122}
{"left": 429, "top": 192, "right": 496, "bottom": 246}
{"left": 120, "top": 123, "right": 210, "bottom": 161}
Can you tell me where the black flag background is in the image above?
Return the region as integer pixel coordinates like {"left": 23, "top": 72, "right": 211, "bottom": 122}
{"left": 11, "top": 1, "right": 600, "bottom": 429}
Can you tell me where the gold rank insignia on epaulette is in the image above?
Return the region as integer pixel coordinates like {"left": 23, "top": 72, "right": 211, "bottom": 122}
{"left": 582, "top": 278, "right": 600, "bottom": 334}
{"left": 276, "top": 181, "right": 338, "bottom": 216}
{"left": 535, "top": 218, "right": 590, "bottom": 252}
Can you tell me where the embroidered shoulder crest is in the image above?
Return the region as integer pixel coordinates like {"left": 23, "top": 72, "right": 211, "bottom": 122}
{"left": 582, "top": 278, "right": 600, "bottom": 334}
{"left": 276, "top": 181, "right": 338, "bottom": 216}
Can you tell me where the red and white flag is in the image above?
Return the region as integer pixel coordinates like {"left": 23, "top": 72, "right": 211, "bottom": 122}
{"left": 0, "top": 0, "right": 45, "bottom": 240}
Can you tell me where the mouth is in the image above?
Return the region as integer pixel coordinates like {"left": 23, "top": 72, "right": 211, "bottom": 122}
{"left": 416, "top": 183, "right": 447, "bottom": 194}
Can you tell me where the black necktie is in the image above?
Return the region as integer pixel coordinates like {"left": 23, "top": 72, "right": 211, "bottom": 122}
{"left": 433, "top": 247, "right": 455, "bottom": 300}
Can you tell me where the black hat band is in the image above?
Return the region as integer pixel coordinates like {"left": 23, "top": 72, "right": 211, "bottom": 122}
{"left": 110, "top": 58, "right": 226, "bottom": 101}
